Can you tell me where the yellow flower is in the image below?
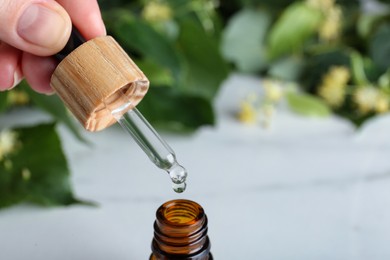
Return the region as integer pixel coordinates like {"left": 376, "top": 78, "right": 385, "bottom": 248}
{"left": 306, "top": 0, "right": 342, "bottom": 42}
{"left": 22, "top": 168, "right": 32, "bottom": 181}
{"left": 353, "top": 86, "right": 382, "bottom": 114}
{"left": 263, "top": 79, "right": 284, "bottom": 102}
{"left": 306, "top": 0, "right": 335, "bottom": 12}
{"left": 329, "top": 66, "right": 350, "bottom": 85}
{"left": 375, "top": 93, "right": 389, "bottom": 113}
{"left": 7, "top": 90, "right": 30, "bottom": 106}
{"left": 238, "top": 93, "right": 258, "bottom": 124}
{"left": 319, "top": 5, "right": 342, "bottom": 42}
{"left": 354, "top": 87, "right": 390, "bottom": 114}
{"left": 318, "top": 66, "right": 350, "bottom": 108}
{"left": 0, "top": 130, "right": 18, "bottom": 161}
{"left": 238, "top": 100, "right": 257, "bottom": 124}
{"left": 142, "top": 1, "right": 172, "bottom": 23}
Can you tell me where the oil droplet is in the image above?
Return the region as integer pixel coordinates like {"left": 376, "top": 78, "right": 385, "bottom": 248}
{"left": 172, "top": 182, "right": 186, "bottom": 193}
{"left": 167, "top": 164, "right": 187, "bottom": 193}
{"left": 168, "top": 164, "right": 187, "bottom": 184}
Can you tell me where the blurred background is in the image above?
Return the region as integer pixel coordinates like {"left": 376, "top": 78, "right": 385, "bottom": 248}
{"left": 1, "top": 0, "right": 390, "bottom": 259}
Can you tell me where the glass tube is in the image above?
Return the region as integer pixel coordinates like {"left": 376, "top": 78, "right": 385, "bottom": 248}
{"left": 111, "top": 102, "right": 187, "bottom": 193}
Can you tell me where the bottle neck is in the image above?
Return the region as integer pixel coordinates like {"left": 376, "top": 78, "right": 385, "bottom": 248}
{"left": 150, "top": 199, "right": 212, "bottom": 260}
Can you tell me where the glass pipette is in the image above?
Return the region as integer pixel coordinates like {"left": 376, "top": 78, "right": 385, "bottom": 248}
{"left": 110, "top": 101, "right": 187, "bottom": 193}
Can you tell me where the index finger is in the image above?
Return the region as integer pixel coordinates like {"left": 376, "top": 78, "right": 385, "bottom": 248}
{"left": 56, "top": 0, "right": 106, "bottom": 40}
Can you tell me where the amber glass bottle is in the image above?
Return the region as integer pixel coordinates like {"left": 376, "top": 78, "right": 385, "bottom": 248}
{"left": 150, "top": 199, "right": 213, "bottom": 260}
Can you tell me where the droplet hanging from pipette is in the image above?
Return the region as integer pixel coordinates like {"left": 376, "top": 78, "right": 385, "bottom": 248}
{"left": 172, "top": 182, "right": 186, "bottom": 193}
{"left": 168, "top": 164, "right": 187, "bottom": 184}
{"left": 168, "top": 163, "right": 187, "bottom": 193}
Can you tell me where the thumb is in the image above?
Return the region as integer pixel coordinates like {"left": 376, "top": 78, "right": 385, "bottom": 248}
{"left": 0, "top": 0, "right": 72, "bottom": 56}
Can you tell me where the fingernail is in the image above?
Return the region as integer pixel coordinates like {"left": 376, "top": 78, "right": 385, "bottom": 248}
{"left": 17, "top": 3, "right": 70, "bottom": 50}
{"left": 11, "top": 69, "right": 22, "bottom": 90}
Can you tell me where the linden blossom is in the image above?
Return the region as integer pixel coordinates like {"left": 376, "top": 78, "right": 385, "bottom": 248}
{"left": 0, "top": 130, "right": 18, "bottom": 162}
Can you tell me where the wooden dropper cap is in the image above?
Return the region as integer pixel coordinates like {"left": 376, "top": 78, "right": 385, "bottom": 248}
{"left": 50, "top": 28, "right": 149, "bottom": 132}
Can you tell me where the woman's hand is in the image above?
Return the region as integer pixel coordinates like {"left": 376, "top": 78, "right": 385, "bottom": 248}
{"left": 0, "top": 0, "right": 106, "bottom": 94}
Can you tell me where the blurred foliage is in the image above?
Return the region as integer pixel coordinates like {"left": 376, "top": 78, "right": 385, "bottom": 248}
{"left": 222, "top": 0, "right": 390, "bottom": 126}
{"left": 2, "top": 0, "right": 390, "bottom": 208}
{"left": 0, "top": 124, "right": 84, "bottom": 208}
{"left": 101, "top": 0, "right": 229, "bottom": 130}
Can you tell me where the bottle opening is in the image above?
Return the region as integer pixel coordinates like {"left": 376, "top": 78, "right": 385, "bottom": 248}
{"left": 158, "top": 199, "right": 204, "bottom": 225}
{"left": 151, "top": 199, "right": 212, "bottom": 259}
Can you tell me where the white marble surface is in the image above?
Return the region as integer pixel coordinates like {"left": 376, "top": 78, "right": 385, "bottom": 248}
{"left": 1, "top": 74, "right": 390, "bottom": 259}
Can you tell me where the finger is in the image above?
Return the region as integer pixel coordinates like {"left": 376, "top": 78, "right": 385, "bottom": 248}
{"left": 0, "top": 42, "right": 23, "bottom": 91}
{"left": 56, "top": 0, "right": 106, "bottom": 40}
{"left": 0, "top": 0, "right": 72, "bottom": 56}
{"left": 22, "top": 52, "right": 56, "bottom": 94}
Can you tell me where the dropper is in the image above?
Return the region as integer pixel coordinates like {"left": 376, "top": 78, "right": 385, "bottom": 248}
{"left": 53, "top": 27, "right": 187, "bottom": 193}
{"left": 111, "top": 102, "right": 187, "bottom": 193}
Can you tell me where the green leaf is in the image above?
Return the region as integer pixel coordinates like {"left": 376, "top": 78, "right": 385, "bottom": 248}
{"left": 21, "top": 82, "right": 87, "bottom": 144}
{"left": 350, "top": 51, "right": 369, "bottom": 85}
{"left": 178, "top": 19, "right": 230, "bottom": 99}
{"left": 137, "top": 87, "right": 214, "bottom": 132}
{"left": 369, "top": 23, "right": 390, "bottom": 74}
{"left": 0, "top": 92, "right": 8, "bottom": 113}
{"left": 136, "top": 59, "right": 174, "bottom": 87}
{"left": 221, "top": 8, "right": 270, "bottom": 72}
{"left": 268, "top": 56, "right": 304, "bottom": 81}
{"left": 286, "top": 92, "right": 331, "bottom": 117}
{"left": 357, "top": 14, "right": 386, "bottom": 39}
{"left": 107, "top": 10, "right": 183, "bottom": 82}
{"left": 267, "top": 2, "right": 323, "bottom": 59}
{"left": 378, "top": 69, "right": 390, "bottom": 89}
{"left": 0, "top": 123, "right": 83, "bottom": 208}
